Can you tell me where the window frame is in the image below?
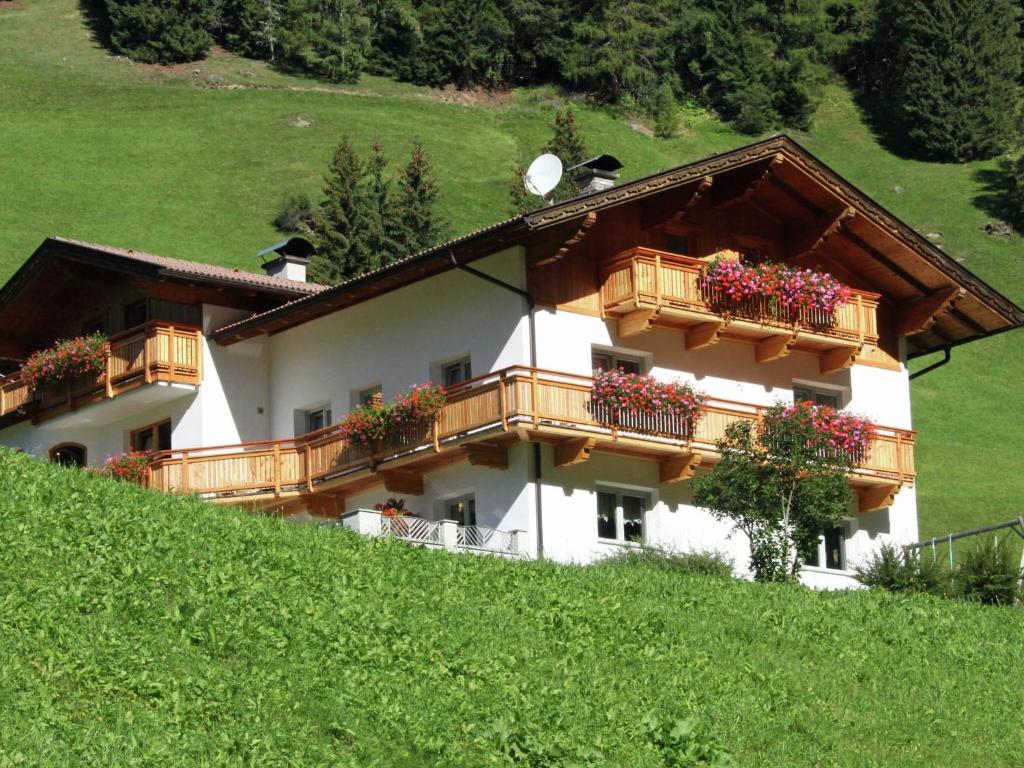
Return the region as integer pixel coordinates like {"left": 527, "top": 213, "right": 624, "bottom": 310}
{"left": 355, "top": 385, "right": 383, "bottom": 408}
{"left": 442, "top": 494, "right": 477, "bottom": 527}
{"left": 130, "top": 419, "right": 172, "bottom": 452}
{"left": 803, "top": 518, "right": 856, "bottom": 573}
{"left": 439, "top": 356, "right": 473, "bottom": 388}
{"left": 303, "top": 404, "right": 333, "bottom": 434}
{"left": 591, "top": 347, "right": 645, "bottom": 376}
{"left": 792, "top": 382, "right": 845, "bottom": 410}
{"left": 595, "top": 486, "right": 652, "bottom": 545}
{"left": 662, "top": 222, "right": 699, "bottom": 257}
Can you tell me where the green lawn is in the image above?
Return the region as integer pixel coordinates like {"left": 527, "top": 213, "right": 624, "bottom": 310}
{"left": 1, "top": 0, "right": 1022, "bottom": 539}
{"left": 1, "top": 448, "right": 1022, "bottom": 766}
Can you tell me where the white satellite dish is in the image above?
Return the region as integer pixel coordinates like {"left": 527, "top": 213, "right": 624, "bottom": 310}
{"left": 524, "top": 153, "right": 563, "bottom": 198}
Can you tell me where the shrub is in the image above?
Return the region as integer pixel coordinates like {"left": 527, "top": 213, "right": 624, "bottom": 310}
{"left": 954, "top": 537, "right": 1022, "bottom": 606}
{"left": 273, "top": 193, "right": 317, "bottom": 235}
{"left": 20, "top": 334, "right": 107, "bottom": 390}
{"left": 103, "top": 0, "right": 218, "bottom": 64}
{"left": 854, "top": 543, "right": 946, "bottom": 596}
{"left": 600, "top": 546, "right": 734, "bottom": 579}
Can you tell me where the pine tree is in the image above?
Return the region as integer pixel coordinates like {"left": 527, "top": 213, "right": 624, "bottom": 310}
{"left": 652, "top": 82, "right": 679, "bottom": 138}
{"left": 547, "top": 108, "right": 589, "bottom": 203}
{"left": 364, "top": 142, "right": 404, "bottom": 267}
{"left": 219, "top": 0, "right": 281, "bottom": 60}
{"left": 310, "top": 137, "right": 371, "bottom": 285}
{"left": 104, "top": 0, "right": 219, "bottom": 64}
{"left": 508, "top": 160, "right": 542, "bottom": 215}
{"left": 277, "top": 0, "right": 372, "bottom": 84}
{"left": 1012, "top": 154, "right": 1024, "bottom": 228}
{"left": 394, "top": 140, "right": 444, "bottom": 254}
{"left": 873, "top": 0, "right": 1022, "bottom": 161}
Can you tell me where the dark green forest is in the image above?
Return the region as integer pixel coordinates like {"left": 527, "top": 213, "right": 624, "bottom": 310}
{"left": 100, "top": 0, "right": 1023, "bottom": 163}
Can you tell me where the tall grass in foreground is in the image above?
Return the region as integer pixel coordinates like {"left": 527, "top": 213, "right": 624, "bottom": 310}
{"left": 1, "top": 448, "right": 1023, "bottom": 766}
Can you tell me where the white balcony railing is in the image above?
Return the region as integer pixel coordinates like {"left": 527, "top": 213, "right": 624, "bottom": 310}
{"left": 340, "top": 509, "right": 527, "bottom": 558}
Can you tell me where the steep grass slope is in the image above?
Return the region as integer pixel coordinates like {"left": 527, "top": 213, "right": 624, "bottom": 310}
{"left": 0, "top": 0, "right": 1022, "bottom": 539}
{"left": 1, "top": 449, "right": 1023, "bottom": 766}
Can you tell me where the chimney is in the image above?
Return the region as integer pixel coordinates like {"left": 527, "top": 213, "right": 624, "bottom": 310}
{"left": 258, "top": 237, "right": 316, "bottom": 283}
{"left": 568, "top": 155, "right": 623, "bottom": 196}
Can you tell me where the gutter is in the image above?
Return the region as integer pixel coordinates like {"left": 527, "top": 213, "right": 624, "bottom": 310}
{"left": 449, "top": 250, "right": 545, "bottom": 560}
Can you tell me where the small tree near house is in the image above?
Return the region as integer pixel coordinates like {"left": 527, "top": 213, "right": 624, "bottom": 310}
{"left": 692, "top": 402, "right": 867, "bottom": 583}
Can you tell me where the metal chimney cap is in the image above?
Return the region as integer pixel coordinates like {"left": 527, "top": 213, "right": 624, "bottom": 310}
{"left": 567, "top": 155, "right": 623, "bottom": 174}
{"left": 257, "top": 237, "right": 316, "bottom": 265}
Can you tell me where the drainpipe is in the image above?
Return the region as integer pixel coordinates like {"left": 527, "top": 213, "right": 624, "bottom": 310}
{"left": 450, "top": 251, "right": 545, "bottom": 559}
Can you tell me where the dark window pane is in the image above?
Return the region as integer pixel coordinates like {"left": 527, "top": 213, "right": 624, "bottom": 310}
{"left": 816, "top": 392, "right": 839, "bottom": 409}
{"left": 825, "top": 526, "right": 844, "bottom": 570}
{"left": 592, "top": 353, "right": 612, "bottom": 374}
{"left": 793, "top": 387, "right": 812, "bottom": 403}
{"left": 157, "top": 421, "right": 172, "bottom": 451}
{"left": 617, "top": 359, "right": 641, "bottom": 375}
{"left": 665, "top": 234, "right": 688, "bottom": 255}
{"left": 135, "top": 428, "right": 154, "bottom": 452}
{"left": 52, "top": 445, "right": 86, "bottom": 468}
{"left": 467, "top": 498, "right": 476, "bottom": 527}
{"left": 597, "top": 492, "right": 617, "bottom": 539}
{"left": 803, "top": 543, "right": 821, "bottom": 567}
{"left": 443, "top": 359, "right": 471, "bottom": 387}
{"left": 621, "top": 495, "right": 644, "bottom": 543}
{"left": 124, "top": 300, "right": 147, "bottom": 330}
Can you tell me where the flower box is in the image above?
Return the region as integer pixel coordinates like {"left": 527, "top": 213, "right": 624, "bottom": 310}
{"left": 339, "top": 383, "right": 446, "bottom": 447}
{"left": 763, "top": 400, "right": 874, "bottom": 464}
{"left": 21, "top": 334, "right": 107, "bottom": 391}
{"left": 700, "top": 257, "right": 851, "bottom": 327}
{"left": 590, "top": 370, "right": 706, "bottom": 438}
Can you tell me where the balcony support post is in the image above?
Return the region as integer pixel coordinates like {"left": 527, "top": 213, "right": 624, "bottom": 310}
{"left": 104, "top": 348, "right": 114, "bottom": 398}
{"left": 858, "top": 483, "right": 899, "bottom": 513}
{"left": 685, "top": 321, "right": 726, "bottom": 351}
{"left": 273, "top": 443, "right": 282, "bottom": 497}
{"left": 618, "top": 308, "right": 658, "bottom": 338}
{"left": 554, "top": 437, "right": 595, "bottom": 468}
{"left": 819, "top": 345, "right": 860, "bottom": 375}
{"left": 755, "top": 333, "right": 796, "bottom": 364}
{"left": 660, "top": 451, "right": 702, "bottom": 484}
{"left": 380, "top": 470, "right": 424, "bottom": 496}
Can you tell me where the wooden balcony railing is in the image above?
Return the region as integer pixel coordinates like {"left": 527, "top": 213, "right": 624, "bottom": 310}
{"left": 0, "top": 322, "right": 202, "bottom": 423}
{"left": 601, "top": 247, "right": 880, "bottom": 348}
{"left": 147, "top": 366, "right": 914, "bottom": 503}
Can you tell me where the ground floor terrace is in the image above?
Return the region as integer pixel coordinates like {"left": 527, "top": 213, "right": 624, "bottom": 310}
{"left": 142, "top": 365, "right": 917, "bottom": 586}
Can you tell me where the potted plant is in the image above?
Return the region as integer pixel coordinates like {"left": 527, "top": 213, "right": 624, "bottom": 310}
{"left": 374, "top": 497, "right": 417, "bottom": 536}
{"left": 98, "top": 451, "right": 151, "bottom": 484}
{"left": 340, "top": 383, "right": 446, "bottom": 449}
{"left": 762, "top": 400, "right": 874, "bottom": 465}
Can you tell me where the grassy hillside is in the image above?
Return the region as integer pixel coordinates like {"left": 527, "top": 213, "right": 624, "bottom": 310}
{"left": 1, "top": 448, "right": 1022, "bottom": 766}
{"left": 1, "top": 0, "right": 1022, "bottom": 540}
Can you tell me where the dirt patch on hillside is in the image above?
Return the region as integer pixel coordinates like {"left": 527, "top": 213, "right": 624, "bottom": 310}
{"left": 0, "top": 1, "right": 25, "bottom": 12}
{"left": 429, "top": 85, "right": 515, "bottom": 107}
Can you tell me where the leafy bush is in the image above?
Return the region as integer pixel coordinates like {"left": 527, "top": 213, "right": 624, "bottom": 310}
{"left": 97, "top": 451, "right": 151, "bottom": 483}
{"left": 273, "top": 193, "right": 317, "bottom": 235}
{"left": 954, "top": 537, "right": 1022, "bottom": 606}
{"left": 854, "top": 542, "right": 946, "bottom": 596}
{"left": 600, "top": 546, "right": 735, "bottom": 579}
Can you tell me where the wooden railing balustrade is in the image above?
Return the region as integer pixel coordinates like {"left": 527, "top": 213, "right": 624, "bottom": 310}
{"left": 0, "top": 322, "right": 202, "bottom": 423}
{"left": 147, "top": 366, "right": 915, "bottom": 501}
{"left": 601, "top": 247, "right": 880, "bottom": 346}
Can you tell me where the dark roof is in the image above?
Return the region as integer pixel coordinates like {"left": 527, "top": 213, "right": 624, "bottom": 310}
{"left": 209, "top": 135, "right": 1024, "bottom": 353}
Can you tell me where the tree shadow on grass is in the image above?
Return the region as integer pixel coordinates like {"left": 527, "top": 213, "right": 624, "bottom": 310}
{"left": 78, "top": 0, "right": 113, "bottom": 54}
{"left": 972, "top": 159, "right": 1023, "bottom": 236}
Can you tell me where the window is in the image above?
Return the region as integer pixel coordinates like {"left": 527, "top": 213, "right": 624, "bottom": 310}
{"left": 50, "top": 443, "right": 86, "bottom": 468}
{"left": 596, "top": 489, "right": 648, "bottom": 543}
{"left": 445, "top": 495, "right": 476, "bottom": 526}
{"left": 131, "top": 419, "right": 172, "bottom": 452}
{"left": 592, "top": 350, "right": 643, "bottom": 376}
{"left": 793, "top": 385, "right": 841, "bottom": 409}
{"left": 665, "top": 233, "right": 688, "bottom": 255}
{"left": 304, "top": 405, "right": 332, "bottom": 433}
{"left": 804, "top": 523, "right": 850, "bottom": 571}
{"left": 442, "top": 357, "right": 472, "bottom": 387}
{"left": 123, "top": 300, "right": 147, "bottom": 330}
{"left": 357, "top": 386, "right": 382, "bottom": 407}
{"left": 81, "top": 315, "right": 106, "bottom": 336}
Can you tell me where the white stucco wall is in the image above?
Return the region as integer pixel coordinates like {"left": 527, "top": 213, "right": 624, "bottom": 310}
{"left": 266, "top": 248, "right": 530, "bottom": 438}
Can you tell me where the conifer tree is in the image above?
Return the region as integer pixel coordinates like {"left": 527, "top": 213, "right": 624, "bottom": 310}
{"left": 276, "top": 0, "right": 372, "bottom": 83}
{"left": 652, "top": 82, "right": 679, "bottom": 138}
{"left": 309, "top": 137, "right": 371, "bottom": 285}
{"left": 364, "top": 142, "right": 404, "bottom": 268}
{"left": 104, "top": 0, "right": 218, "bottom": 63}
{"left": 873, "top": 0, "right": 1022, "bottom": 161}
{"left": 394, "top": 140, "right": 443, "bottom": 254}
{"left": 547, "top": 108, "right": 588, "bottom": 203}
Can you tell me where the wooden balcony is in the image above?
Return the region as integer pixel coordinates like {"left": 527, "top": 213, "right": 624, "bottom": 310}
{"left": 147, "top": 366, "right": 913, "bottom": 514}
{"left": 601, "top": 248, "right": 881, "bottom": 374}
{"left": 0, "top": 322, "right": 202, "bottom": 425}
